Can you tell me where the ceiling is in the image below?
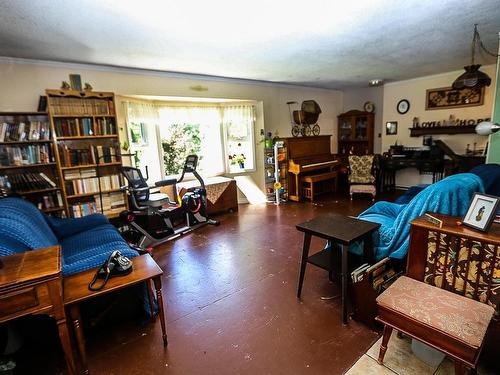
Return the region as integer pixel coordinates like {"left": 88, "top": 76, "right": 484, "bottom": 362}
{"left": 0, "top": 0, "right": 499, "bottom": 89}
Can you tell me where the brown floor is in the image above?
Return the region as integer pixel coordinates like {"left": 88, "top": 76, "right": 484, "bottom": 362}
{"left": 12, "top": 191, "right": 401, "bottom": 375}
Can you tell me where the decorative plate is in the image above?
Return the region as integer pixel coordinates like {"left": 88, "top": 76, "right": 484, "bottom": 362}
{"left": 397, "top": 99, "right": 410, "bottom": 114}
{"left": 363, "top": 101, "right": 375, "bottom": 113}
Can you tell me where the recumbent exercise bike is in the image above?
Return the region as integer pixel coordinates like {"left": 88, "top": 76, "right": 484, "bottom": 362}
{"left": 119, "top": 155, "right": 219, "bottom": 250}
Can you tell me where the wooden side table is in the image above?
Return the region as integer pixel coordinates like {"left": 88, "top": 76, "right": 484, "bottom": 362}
{"left": 63, "top": 254, "right": 167, "bottom": 375}
{"left": 0, "top": 246, "right": 76, "bottom": 375}
{"left": 296, "top": 214, "right": 380, "bottom": 324}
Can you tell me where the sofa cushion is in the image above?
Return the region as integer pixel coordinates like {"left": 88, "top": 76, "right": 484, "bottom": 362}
{"left": 0, "top": 198, "right": 58, "bottom": 255}
{"left": 377, "top": 276, "right": 494, "bottom": 348}
{"left": 60, "top": 223, "right": 137, "bottom": 276}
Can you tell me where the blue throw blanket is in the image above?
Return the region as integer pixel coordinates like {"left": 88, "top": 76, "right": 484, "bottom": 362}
{"left": 357, "top": 173, "right": 484, "bottom": 260}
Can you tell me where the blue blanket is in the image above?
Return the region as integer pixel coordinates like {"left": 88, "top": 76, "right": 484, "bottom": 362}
{"left": 357, "top": 173, "right": 484, "bottom": 260}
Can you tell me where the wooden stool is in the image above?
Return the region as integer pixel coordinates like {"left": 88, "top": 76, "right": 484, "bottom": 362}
{"left": 301, "top": 171, "right": 337, "bottom": 202}
{"left": 349, "top": 184, "right": 376, "bottom": 201}
{"left": 376, "top": 276, "right": 494, "bottom": 375}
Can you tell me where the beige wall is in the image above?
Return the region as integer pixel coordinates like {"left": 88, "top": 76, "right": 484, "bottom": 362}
{"left": 381, "top": 65, "right": 496, "bottom": 187}
{"left": 342, "top": 86, "right": 384, "bottom": 153}
{"left": 0, "top": 58, "right": 343, "bottom": 199}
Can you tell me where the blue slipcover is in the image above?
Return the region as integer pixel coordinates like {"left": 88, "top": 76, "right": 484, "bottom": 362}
{"left": 356, "top": 173, "right": 484, "bottom": 261}
{"left": 0, "top": 197, "right": 138, "bottom": 276}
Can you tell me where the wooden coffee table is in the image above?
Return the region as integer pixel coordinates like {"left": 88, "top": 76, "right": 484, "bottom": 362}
{"left": 296, "top": 214, "right": 380, "bottom": 324}
{"left": 64, "top": 254, "right": 167, "bottom": 374}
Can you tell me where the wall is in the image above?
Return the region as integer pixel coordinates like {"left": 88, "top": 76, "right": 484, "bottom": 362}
{"left": 0, "top": 58, "right": 343, "bottom": 200}
{"left": 342, "top": 86, "right": 384, "bottom": 153}
{"left": 381, "top": 65, "right": 497, "bottom": 187}
{"left": 487, "top": 43, "right": 500, "bottom": 164}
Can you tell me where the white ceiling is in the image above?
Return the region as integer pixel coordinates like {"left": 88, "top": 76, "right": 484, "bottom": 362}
{"left": 0, "top": 0, "right": 499, "bottom": 89}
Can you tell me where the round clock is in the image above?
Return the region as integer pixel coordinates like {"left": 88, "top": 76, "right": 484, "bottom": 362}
{"left": 397, "top": 99, "right": 410, "bottom": 114}
{"left": 363, "top": 101, "right": 375, "bottom": 113}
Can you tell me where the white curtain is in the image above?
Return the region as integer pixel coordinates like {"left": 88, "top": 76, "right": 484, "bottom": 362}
{"left": 223, "top": 105, "right": 256, "bottom": 172}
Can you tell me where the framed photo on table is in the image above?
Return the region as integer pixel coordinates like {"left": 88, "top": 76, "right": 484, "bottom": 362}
{"left": 462, "top": 193, "right": 499, "bottom": 232}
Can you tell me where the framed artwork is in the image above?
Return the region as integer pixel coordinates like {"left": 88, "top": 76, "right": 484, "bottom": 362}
{"left": 425, "top": 86, "right": 484, "bottom": 110}
{"left": 129, "top": 122, "right": 147, "bottom": 146}
{"left": 385, "top": 121, "right": 398, "bottom": 135}
{"left": 69, "top": 74, "right": 82, "bottom": 91}
{"left": 462, "top": 193, "right": 499, "bottom": 232}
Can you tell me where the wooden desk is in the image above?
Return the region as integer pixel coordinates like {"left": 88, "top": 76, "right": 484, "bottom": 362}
{"left": 0, "top": 246, "right": 76, "bottom": 375}
{"left": 296, "top": 214, "right": 380, "bottom": 324}
{"left": 64, "top": 254, "right": 167, "bottom": 374}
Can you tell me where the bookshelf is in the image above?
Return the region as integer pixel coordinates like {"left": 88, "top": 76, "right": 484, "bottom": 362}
{"left": 0, "top": 112, "right": 65, "bottom": 215}
{"left": 46, "top": 89, "right": 128, "bottom": 218}
{"left": 264, "top": 141, "right": 288, "bottom": 203}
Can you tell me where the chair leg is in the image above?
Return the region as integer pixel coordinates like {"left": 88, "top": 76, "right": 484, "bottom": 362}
{"left": 378, "top": 325, "right": 393, "bottom": 365}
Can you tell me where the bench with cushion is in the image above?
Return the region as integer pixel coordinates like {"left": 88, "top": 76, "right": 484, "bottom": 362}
{"left": 301, "top": 171, "right": 337, "bottom": 202}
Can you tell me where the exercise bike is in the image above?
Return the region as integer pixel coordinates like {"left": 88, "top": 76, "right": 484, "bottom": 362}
{"left": 119, "top": 155, "right": 219, "bottom": 250}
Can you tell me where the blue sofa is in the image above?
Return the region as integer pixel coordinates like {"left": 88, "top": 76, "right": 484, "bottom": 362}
{"left": 0, "top": 197, "right": 138, "bottom": 276}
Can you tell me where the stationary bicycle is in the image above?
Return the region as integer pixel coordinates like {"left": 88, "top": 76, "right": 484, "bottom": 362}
{"left": 119, "top": 155, "right": 219, "bottom": 250}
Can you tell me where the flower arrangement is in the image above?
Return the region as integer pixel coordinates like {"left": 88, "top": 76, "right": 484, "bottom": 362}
{"left": 261, "top": 130, "right": 279, "bottom": 148}
{"left": 229, "top": 153, "right": 246, "bottom": 168}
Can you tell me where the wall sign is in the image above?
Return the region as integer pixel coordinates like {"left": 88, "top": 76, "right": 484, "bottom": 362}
{"left": 425, "top": 86, "right": 484, "bottom": 110}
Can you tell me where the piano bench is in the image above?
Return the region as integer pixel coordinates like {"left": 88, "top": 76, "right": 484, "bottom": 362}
{"left": 301, "top": 171, "right": 338, "bottom": 202}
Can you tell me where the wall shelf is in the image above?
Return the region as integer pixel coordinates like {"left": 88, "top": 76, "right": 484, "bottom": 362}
{"left": 409, "top": 125, "right": 476, "bottom": 137}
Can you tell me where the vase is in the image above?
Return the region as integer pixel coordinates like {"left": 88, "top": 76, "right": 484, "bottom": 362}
{"left": 239, "top": 162, "right": 245, "bottom": 169}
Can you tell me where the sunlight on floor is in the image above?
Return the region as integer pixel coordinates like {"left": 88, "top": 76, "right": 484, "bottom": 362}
{"left": 234, "top": 176, "right": 267, "bottom": 204}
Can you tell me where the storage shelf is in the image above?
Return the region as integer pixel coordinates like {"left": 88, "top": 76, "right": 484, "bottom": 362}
{"left": 0, "top": 162, "right": 56, "bottom": 170}
{"left": 61, "top": 162, "right": 122, "bottom": 170}
{"left": 52, "top": 114, "right": 115, "bottom": 118}
{"left": 17, "top": 187, "right": 60, "bottom": 195}
{"left": 42, "top": 206, "right": 65, "bottom": 213}
{"left": 409, "top": 125, "right": 476, "bottom": 137}
{"left": 66, "top": 188, "right": 122, "bottom": 199}
{"left": 0, "top": 140, "right": 52, "bottom": 145}
{"left": 0, "top": 112, "right": 48, "bottom": 116}
{"left": 56, "top": 135, "right": 118, "bottom": 140}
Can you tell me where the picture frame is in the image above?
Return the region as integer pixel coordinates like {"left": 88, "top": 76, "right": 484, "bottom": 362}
{"left": 425, "top": 86, "right": 484, "bottom": 110}
{"left": 69, "top": 74, "right": 82, "bottom": 91}
{"left": 385, "top": 121, "right": 398, "bottom": 135}
{"left": 462, "top": 193, "right": 499, "bottom": 232}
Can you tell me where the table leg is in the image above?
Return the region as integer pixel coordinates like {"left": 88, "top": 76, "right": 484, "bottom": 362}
{"left": 146, "top": 279, "right": 156, "bottom": 322}
{"left": 69, "top": 304, "right": 88, "bottom": 375}
{"left": 328, "top": 240, "right": 335, "bottom": 282}
{"left": 152, "top": 276, "right": 168, "bottom": 346}
{"left": 341, "top": 243, "right": 349, "bottom": 324}
{"left": 297, "top": 232, "right": 312, "bottom": 298}
{"left": 56, "top": 318, "right": 77, "bottom": 375}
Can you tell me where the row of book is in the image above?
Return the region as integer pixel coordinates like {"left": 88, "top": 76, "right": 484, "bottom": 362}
{"left": 54, "top": 117, "right": 116, "bottom": 137}
{"left": 64, "top": 174, "right": 122, "bottom": 196}
{"left": 1, "top": 172, "right": 57, "bottom": 192}
{"left": 69, "top": 192, "right": 125, "bottom": 218}
{"left": 0, "top": 121, "right": 51, "bottom": 142}
{"left": 35, "top": 191, "right": 63, "bottom": 210}
{"left": 58, "top": 144, "right": 120, "bottom": 166}
{"left": 49, "top": 97, "right": 115, "bottom": 116}
{"left": 0, "top": 144, "right": 53, "bottom": 166}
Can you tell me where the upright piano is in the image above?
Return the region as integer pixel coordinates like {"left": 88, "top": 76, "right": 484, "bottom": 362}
{"left": 284, "top": 135, "right": 339, "bottom": 201}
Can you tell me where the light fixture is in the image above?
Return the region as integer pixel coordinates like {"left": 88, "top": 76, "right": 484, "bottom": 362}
{"left": 369, "top": 79, "right": 384, "bottom": 87}
{"left": 452, "top": 24, "right": 498, "bottom": 90}
{"left": 475, "top": 121, "right": 500, "bottom": 136}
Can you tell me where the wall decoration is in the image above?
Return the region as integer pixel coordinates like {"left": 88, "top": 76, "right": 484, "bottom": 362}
{"left": 363, "top": 101, "right": 375, "bottom": 113}
{"left": 397, "top": 99, "right": 410, "bottom": 114}
{"left": 385, "top": 121, "right": 398, "bottom": 135}
{"left": 425, "top": 86, "right": 484, "bottom": 110}
{"left": 462, "top": 193, "right": 499, "bottom": 232}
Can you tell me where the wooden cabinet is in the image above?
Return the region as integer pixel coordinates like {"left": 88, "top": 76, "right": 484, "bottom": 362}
{"left": 0, "top": 112, "right": 65, "bottom": 215}
{"left": 337, "top": 110, "right": 374, "bottom": 155}
{"left": 46, "top": 89, "right": 128, "bottom": 218}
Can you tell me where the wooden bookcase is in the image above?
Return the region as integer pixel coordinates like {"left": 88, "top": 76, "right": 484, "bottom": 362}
{"left": 46, "top": 89, "right": 128, "bottom": 218}
{"left": 0, "top": 112, "right": 65, "bottom": 215}
{"left": 337, "top": 110, "right": 374, "bottom": 156}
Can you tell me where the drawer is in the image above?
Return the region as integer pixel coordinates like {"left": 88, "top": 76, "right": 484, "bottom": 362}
{"left": 0, "top": 284, "right": 51, "bottom": 320}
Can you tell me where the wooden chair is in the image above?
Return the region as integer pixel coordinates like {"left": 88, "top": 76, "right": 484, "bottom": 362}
{"left": 348, "top": 155, "right": 377, "bottom": 200}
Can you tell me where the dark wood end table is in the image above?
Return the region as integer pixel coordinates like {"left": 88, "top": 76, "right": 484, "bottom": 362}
{"left": 64, "top": 254, "right": 167, "bottom": 374}
{"left": 0, "top": 246, "right": 76, "bottom": 375}
{"left": 296, "top": 214, "right": 380, "bottom": 324}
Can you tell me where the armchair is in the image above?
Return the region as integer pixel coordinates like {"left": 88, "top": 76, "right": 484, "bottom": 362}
{"left": 348, "top": 155, "right": 377, "bottom": 201}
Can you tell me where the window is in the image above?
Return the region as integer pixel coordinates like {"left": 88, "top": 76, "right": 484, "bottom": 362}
{"left": 126, "top": 102, "right": 256, "bottom": 180}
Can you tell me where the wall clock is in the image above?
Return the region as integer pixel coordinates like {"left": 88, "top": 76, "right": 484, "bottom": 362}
{"left": 397, "top": 99, "right": 410, "bottom": 114}
{"left": 363, "top": 101, "right": 375, "bottom": 113}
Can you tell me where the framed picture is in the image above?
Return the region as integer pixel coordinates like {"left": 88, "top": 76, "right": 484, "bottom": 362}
{"left": 69, "top": 74, "right": 82, "bottom": 91}
{"left": 462, "top": 193, "right": 499, "bottom": 232}
{"left": 385, "top": 121, "right": 398, "bottom": 135}
{"left": 129, "top": 122, "right": 147, "bottom": 146}
{"left": 425, "top": 86, "right": 484, "bottom": 110}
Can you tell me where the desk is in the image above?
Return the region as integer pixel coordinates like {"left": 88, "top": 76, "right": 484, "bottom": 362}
{"left": 0, "top": 246, "right": 76, "bottom": 375}
{"left": 379, "top": 157, "right": 444, "bottom": 191}
{"left": 296, "top": 214, "right": 380, "bottom": 324}
{"left": 64, "top": 254, "right": 167, "bottom": 375}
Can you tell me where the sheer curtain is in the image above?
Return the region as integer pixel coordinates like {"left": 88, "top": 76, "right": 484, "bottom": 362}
{"left": 223, "top": 105, "right": 256, "bottom": 172}
{"left": 125, "top": 102, "right": 163, "bottom": 182}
